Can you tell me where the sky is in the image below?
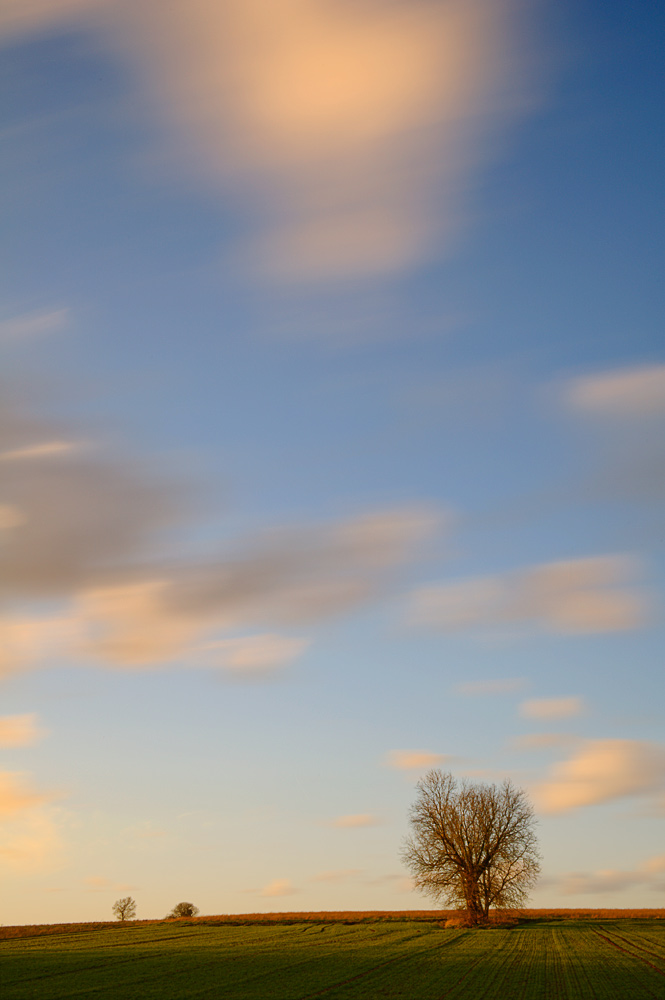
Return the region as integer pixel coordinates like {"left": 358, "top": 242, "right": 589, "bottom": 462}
{"left": 1, "top": 0, "right": 664, "bottom": 925}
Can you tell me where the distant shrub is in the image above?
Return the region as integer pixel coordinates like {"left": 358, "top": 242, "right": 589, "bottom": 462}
{"left": 167, "top": 902, "right": 200, "bottom": 919}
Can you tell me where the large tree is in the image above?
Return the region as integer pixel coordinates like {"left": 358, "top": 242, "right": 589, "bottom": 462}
{"left": 401, "top": 770, "right": 540, "bottom": 925}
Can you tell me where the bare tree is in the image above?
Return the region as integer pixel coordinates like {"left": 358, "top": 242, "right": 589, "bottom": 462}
{"left": 401, "top": 770, "right": 540, "bottom": 925}
{"left": 112, "top": 896, "right": 137, "bottom": 922}
{"left": 167, "top": 902, "right": 199, "bottom": 919}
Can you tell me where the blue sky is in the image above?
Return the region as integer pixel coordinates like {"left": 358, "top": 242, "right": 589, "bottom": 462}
{"left": 1, "top": 0, "right": 664, "bottom": 924}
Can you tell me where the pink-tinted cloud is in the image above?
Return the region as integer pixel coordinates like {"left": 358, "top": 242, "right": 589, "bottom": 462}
{"left": 409, "top": 555, "right": 648, "bottom": 635}
{"left": 534, "top": 740, "right": 665, "bottom": 813}
{"left": 330, "top": 813, "right": 379, "bottom": 829}
{"left": 0, "top": 713, "right": 47, "bottom": 748}
{"left": 385, "top": 750, "right": 446, "bottom": 771}
{"left": 566, "top": 364, "right": 665, "bottom": 418}
{"left": 259, "top": 878, "right": 298, "bottom": 897}
{"left": 0, "top": 0, "right": 536, "bottom": 284}
{"left": 520, "top": 697, "right": 584, "bottom": 720}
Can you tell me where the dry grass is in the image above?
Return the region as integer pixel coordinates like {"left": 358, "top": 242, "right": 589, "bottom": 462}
{"left": 2, "top": 908, "right": 664, "bottom": 941}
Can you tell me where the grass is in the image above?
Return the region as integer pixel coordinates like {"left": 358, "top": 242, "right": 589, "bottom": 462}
{"left": 1, "top": 913, "right": 664, "bottom": 998}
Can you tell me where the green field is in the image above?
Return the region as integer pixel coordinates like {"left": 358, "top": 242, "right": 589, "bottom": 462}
{"left": 2, "top": 919, "right": 664, "bottom": 999}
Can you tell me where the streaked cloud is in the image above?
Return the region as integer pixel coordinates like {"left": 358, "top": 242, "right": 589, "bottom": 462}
{"left": 0, "top": 771, "right": 61, "bottom": 871}
{"left": 259, "top": 877, "right": 298, "bottom": 897}
{"left": 0, "top": 308, "right": 69, "bottom": 342}
{"left": 0, "top": 402, "right": 182, "bottom": 600}
{"left": 68, "top": 506, "right": 438, "bottom": 669}
{"left": 0, "top": 0, "right": 536, "bottom": 284}
{"left": 455, "top": 677, "right": 526, "bottom": 696}
{"left": 310, "top": 868, "right": 363, "bottom": 884}
{"left": 84, "top": 875, "right": 138, "bottom": 892}
{"left": 0, "top": 770, "right": 51, "bottom": 817}
{"left": 331, "top": 813, "right": 379, "bottom": 829}
{"left": 566, "top": 364, "right": 665, "bottom": 417}
{"left": 1, "top": 399, "right": 442, "bottom": 675}
{"left": 552, "top": 855, "right": 665, "bottom": 896}
{"left": 408, "top": 554, "right": 648, "bottom": 635}
{"left": 0, "top": 807, "right": 63, "bottom": 871}
{"left": 0, "top": 613, "right": 81, "bottom": 676}
{"left": 0, "top": 440, "right": 81, "bottom": 462}
{"left": 0, "top": 505, "right": 26, "bottom": 530}
{"left": 385, "top": 750, "right": 446, "bottom": 771}
{"left": 534, "top": 740, "right": 665, "bottom": 814}
{"left": 520, "top": 697, "right": 584, "bottom": 720}
{"left": 201, "top": 634, "right": 309, "bottom": 675}
{"left": 510, "top": 733, "right": 576, "bottom": 751}
{"left": 0, "top": 713, "right": 47, "bottom": 748}
{"left": 84, "top": 875, "right": 112, "bottom": 890}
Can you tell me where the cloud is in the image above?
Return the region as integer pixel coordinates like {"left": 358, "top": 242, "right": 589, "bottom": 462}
{"left": 310, "top": 868, "right": 363, "bottom": 883}
{"left": 551, "top": 855, "right": 665, "bottom": 897}
{"left": 0, "top": 613, "right": 81, "bottom": 676}
{"left": 0, "top": 770, "right": 52, "bottom": 816}
{"left": 566, "top": 364, "right": 665, "bottom": 418}
{"left": 0, "top": 0, "right": 536, "bottom": 284}
{"left": 455, "top": 678, "right": 526, "bottom": 696}
{"left": 408, "top": 554, "right": 648, "bottom": 635}
{"left": 510, "top": 733, "right": 576, "bottom": 751}
{"left": 0, "top": 308, "right": 69, "bottom": 342}
{"left": 84, "top": 875, "right": 112, "bottom": 891}
{"left": 534, "top": 740, "right": 665, "bottom": 814}
{"left": 0, "top": 808, "right": 63, "bottom": 871}
{"left": 259, "top": 878, "right": 298, "bottom": 897}
{"left": 0, "top": 399, "right": 442, "bottom": 674}
{"left": 330, "top": 813, "right": 379, "bottom": 828}
{"left": 519, "top": 697, "right": 584, "bottom": 720}
{"left": 0, "top": 401, "right": 182, "bottom": 600}
{"left": 68, "top": 505, "right": 439, "bottom": 668}
{"left": 0, "top": 771, "right": 61, "bottom": 871}
{"left": 386, "top": 750, "right": 446, "bottom": 771}
{"left": 200, "top": 633, "right": 309, "bottom": 675}
{"left": 0, "top": 440, "right": 81, "bottom": 462}
{"left": 0, "top": 713, "right": 47, "bottom": 748}
{"left": 84, "top": 875, "right": 138, "bottom": 891}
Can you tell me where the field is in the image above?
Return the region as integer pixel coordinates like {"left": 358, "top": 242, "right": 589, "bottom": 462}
{"left": 2, "top": 914, "right": 664, "bottom": 999}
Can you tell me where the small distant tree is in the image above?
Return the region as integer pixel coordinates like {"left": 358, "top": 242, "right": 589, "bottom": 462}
{"left": 112, "top": 896, "right": 137, "bottom": 922}
{"left": 402, "top": 770, "right": 540, "bottom": 926}
{"left": 167, "top": 901, "right": 200, "bottom": 919}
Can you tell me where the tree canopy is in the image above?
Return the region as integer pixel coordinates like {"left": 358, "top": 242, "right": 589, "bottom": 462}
{"left": 112, "top": 896, "right": 137, "bottom": 922}
{"left": 167, "top": 901, "right": 200, "bottom": 919}
{"left": 401, "top": 770, "right": 540, "bottom": 924}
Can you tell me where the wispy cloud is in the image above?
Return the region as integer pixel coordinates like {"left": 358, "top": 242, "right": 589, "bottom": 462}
{"left": 455, "top": 678, "right": 526, "bottom": 696}
{"left": 1, "top": 399, "right": 441, "bottom": 674}
{"left": 510, "top": 733, "right": 576, "bottom": 751}
{"left": 0, "top": 771, "right": 52, "bottom": 816}
{"left": 0, "top": 713, "right": 47, "bottom": 748}
{"left": 533, "top": 739, "right": 665, "bottom": 814}
{"left": 519, "top": 697, "right": 584, "bottom": 720}
{"left": 0, "top": 771, "right": 62, "bottom": 871}
{"left": 385, "top": 750, "right": 446, "bottom": 771}
{"left": 310, "top": 868, "right": 363, "bottom": 884}
{"left": 0, "top": 440, "right": 81, "bottom": 462}
{"left": 566, "top": 364, "right": 665, "bottom": 417}
{"left": 408, "top": 555, "right": 648, "bottom": 635}
{"left": 259, "top": 878, "right": 298, "bottom": 897}
{"left": 0, "top": 0, "right": 536, "bottom": 285}
{"left": 550, "top": 855, "right": 665, "bottom": 896}
{"left": 200, "top": 633, "right": 309, "bottom": 675}
{"left": 330, "top": 813, "right": 379, "bottom": 829}
{"left": 0, "top": 308, "right": 69, "bottom": 342}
